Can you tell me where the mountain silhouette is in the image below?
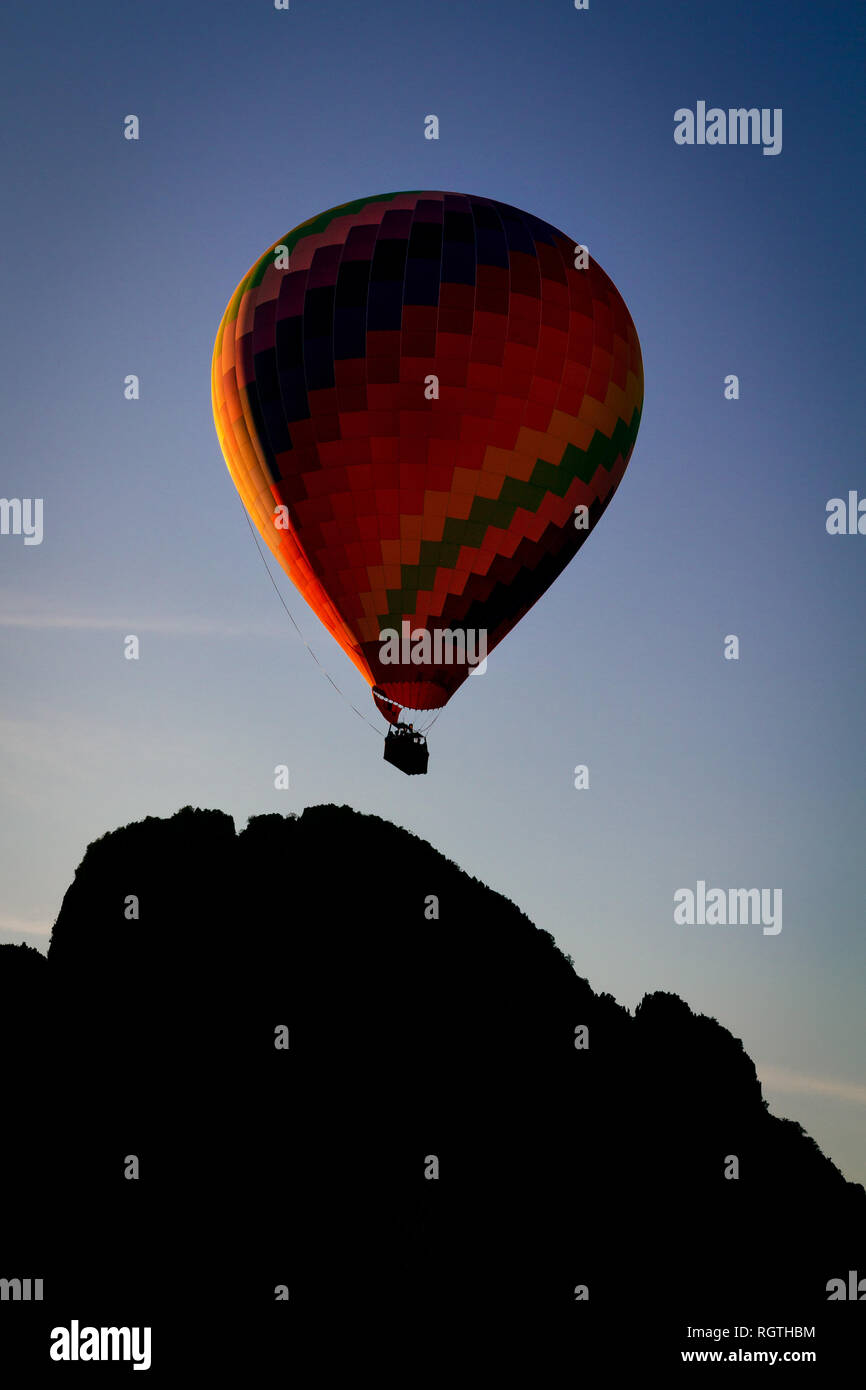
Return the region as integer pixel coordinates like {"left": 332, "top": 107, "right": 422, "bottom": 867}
{"left": 1, "top": 804, "right": 863, "bottom": 1375}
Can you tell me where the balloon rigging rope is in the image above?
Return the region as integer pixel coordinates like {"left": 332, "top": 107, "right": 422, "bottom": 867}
{"left": 241, "top": 504, "right": 446, "bottom": 741}
{"left": 241, "top": 506, "right": 384, "bottom": 739}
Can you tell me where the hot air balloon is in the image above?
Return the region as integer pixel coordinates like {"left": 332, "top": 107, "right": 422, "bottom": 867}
{"left": 212, "top": 191, "right": 643, "bottom": 773}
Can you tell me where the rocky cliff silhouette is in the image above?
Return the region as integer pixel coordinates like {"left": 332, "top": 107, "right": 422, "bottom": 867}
{"left": 1, "top": 805, "right": 863, "bottom": 1374}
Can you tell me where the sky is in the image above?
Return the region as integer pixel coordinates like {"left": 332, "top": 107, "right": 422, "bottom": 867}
{"left": 1, "top": 0, "right": 864, "bottom": 1184}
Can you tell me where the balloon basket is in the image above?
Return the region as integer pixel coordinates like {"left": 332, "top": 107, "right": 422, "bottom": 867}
{"left": 384, "top": 726, "right": 429, "bottom": 776}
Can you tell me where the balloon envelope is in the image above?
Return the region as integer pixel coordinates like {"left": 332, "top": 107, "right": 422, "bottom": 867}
{"left": 212, "top": 191, "right": 643, "bottom": 721}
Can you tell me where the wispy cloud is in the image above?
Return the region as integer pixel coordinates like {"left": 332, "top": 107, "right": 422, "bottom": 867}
{"left": 0, "top": 606, "right": 277, "bottom": 639}
{"left": 0, "top": 913, "right": 51, "bottom": 936}
{"left": 0, "top": 915, "right": 52, "bottom": 954}
{"left": 759, "top": 1064, "right": 866, "bottom": 1108}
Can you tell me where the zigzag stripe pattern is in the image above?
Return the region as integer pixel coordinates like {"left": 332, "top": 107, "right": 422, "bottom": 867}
{"left": 212, "top": 190, "right": 644, "bottom": 713}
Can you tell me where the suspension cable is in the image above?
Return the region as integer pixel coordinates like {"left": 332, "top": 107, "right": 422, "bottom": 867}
{"left": 241, "top": 505, "right": 384, "bottom": 738}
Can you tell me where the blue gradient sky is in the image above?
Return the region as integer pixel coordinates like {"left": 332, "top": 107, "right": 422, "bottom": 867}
{"left": 2, "top": 1, "right": 864, "bottom": 1181}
